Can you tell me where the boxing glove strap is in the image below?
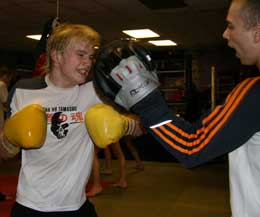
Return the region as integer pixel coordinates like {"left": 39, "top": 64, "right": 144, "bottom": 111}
{"left": 125, "top": 119, "right": 137, "bottom": 135}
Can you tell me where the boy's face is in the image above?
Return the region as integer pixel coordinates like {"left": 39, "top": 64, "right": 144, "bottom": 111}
{"left": 223, "top": 1, "right": 259, "bottom": 66}
{"left": 52, "top": 38, "right": 95, "bottom": 88}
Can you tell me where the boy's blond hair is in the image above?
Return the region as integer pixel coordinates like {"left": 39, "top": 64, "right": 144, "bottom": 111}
{"left": 45, "top": 23, "right": 101, "bottom": 73}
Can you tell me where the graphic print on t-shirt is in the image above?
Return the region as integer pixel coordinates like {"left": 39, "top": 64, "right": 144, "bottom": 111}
{"left": 45, "top": 106, "right": 84, "bottom": 139}
{"left": 51, "top": 112, "right": 69, "bottom": 139}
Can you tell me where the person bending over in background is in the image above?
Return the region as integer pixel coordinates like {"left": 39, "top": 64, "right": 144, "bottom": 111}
{"left": 87, "top": 113, "right": 144, "bottom": 197}
{"left": 0, "top": 65, "right": 15, "bottom": 202}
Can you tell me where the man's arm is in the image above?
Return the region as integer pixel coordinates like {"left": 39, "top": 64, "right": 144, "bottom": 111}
{"left": 132, "top": 77, "right": 260, "bottom": 168}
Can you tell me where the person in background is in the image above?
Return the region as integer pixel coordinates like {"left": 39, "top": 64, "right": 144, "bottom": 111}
{"left": 102, "top": 136, "right": 144, "bottom": 174}
{"left": 0, "top": 65, "right": 14, "bottom": 129}
{"left": 92, "top": 0, "right": 260, "bottom": 216}
{"left": 87, "top": 113, "right": 143, "bottom": 197}
{"left": 0, "top": 65, "right": 15, "bottom": 202}
{"left": 101, "top": 146, "right": 113, "bottom": 175}
{"left": 122, "top": 114, "right": 144, "bottom": 170}
{"left": 102, "top": 137, "right": 144, "bottom": 174}
{"left": 87, "top": 140, "right": 127, "bottom": 197}
{"left": 124, "top": 135, "right": 144, "bottom": 171}
{"left": 0, "top": 65, "right": 15, "bottom": 201}
{"left": 104, "top": 141, "right": 128, "bottom": 188}
{"left": 86, "top": 145, "right": 104, "bottom": 197}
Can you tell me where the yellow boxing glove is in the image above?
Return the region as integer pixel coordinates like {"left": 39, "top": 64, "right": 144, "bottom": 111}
{"left": 3, "top": 104, "right": 47, "bottom": 149}
{"left": 85, "top": 104, "right": 136, "bottom": 148}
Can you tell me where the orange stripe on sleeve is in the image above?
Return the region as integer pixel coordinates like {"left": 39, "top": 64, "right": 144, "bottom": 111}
{"left": 152, "top": 128, "right": 190, "bottom": 154}
{"left": 162, "top": 77, "right": 252, "bottom": 142}
{"left": 152, "top": 77, "right": 260, "bottom": 154}
{"left": 203, "top": 77, "right": 252, "bottom": 125}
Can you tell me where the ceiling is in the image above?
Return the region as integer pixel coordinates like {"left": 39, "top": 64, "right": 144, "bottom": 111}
{"left": 0, "top": 0, "right": 229, "bottom": 54}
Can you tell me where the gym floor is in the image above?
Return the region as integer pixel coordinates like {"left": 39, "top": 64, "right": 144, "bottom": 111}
{"left": 0, "top": 156, "right": 231, "bottom": 217}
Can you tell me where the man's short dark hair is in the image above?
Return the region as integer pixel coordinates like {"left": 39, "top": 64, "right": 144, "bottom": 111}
{"left": 238, "top": 0, "right": 260, "bottom": 29}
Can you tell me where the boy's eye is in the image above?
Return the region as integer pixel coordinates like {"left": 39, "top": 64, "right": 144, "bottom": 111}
{"left": 77, "top": 52, "right": 85, "bottom": 57}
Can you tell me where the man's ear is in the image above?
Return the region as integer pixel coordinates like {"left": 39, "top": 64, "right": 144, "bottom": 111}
{"left": 253, "top": 24, "right": 260, "bottom": 43}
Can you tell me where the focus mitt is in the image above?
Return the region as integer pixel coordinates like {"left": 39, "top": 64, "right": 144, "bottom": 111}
{"left": 93, "top": 40, "right": 159, "bottom": 110}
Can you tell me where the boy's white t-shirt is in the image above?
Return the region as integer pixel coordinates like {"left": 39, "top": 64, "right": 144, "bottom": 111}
{"left": 9, "top": 75, "right": 101, "bottom": 211}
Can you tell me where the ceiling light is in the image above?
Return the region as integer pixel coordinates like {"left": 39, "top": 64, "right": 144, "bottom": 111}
{"left": 26, "top": 34, "right": 42, "bottom": 40}
{"left": 148, "top": 40, "right": 177, "bottom": 46}
{"left": 122, "top": 29, "right": 159, "bottom": 39}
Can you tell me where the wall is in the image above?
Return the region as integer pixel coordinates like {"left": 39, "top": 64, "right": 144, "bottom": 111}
{"left": 0, "top": 50, "right": 34, "bottom": 78}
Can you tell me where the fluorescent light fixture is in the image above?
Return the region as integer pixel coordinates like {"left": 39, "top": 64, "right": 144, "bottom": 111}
{"left": 148, "top": 40, "right": 177, "bottom": 46}
{"left": 26, "top": 34, "right": 42, "bottom": 40}
{"left": 122, "top": 29, "right": 159, "bottom": 38}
